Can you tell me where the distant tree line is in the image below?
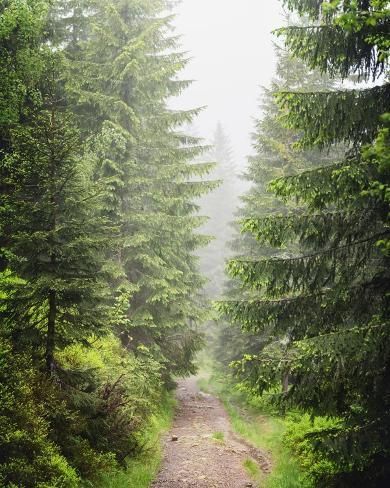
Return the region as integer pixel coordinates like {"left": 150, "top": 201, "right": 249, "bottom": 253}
{"left": 197, "top": 122, "right": 238, "bottom": 299}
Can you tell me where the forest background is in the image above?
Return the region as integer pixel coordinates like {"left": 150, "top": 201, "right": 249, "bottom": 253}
{"left": 0, "top": 1, "right": 389, "bottom": 487}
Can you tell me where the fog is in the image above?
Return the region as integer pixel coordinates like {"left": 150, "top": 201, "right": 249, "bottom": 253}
{"left": 170, "top": 1, "right": 285, "bottom": 298}
{"left": 172, "top": 0, "right": 284, "bottom": 170}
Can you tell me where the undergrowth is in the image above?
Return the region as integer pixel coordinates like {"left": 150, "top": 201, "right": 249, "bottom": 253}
{"left": 95, "top": 392, "right": 176, "bottom": 488}
{"left": 212, "top": 431, "right": 225, "bottom": 442}
{"left": 243, "top": 457, "right": 262, "bottom": 482}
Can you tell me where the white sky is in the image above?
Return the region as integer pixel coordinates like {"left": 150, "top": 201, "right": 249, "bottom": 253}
{"left": 171, "top": 0, "right": 284, "bottom": 169}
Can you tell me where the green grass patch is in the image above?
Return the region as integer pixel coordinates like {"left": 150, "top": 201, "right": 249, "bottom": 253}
{"left": 243, "top": 457, "right": 261, "bottom": 481}
{"left": 198, "top": 373, "right": 311, "bottom": 488}
{"left": 212, "top": 431, "right": 225, "bottom": 442}
{"left": 96, "top": 392, "right": 176, "bottom": 488}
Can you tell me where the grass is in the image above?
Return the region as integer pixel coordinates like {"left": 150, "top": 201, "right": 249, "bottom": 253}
{"left": 212, "top": 431, "right": 225, "bottom": 442}
{"left": 96, "top": 392, "right": 176, "bottom": 488}
{"left": 243, "top": 457, "right": 261, "bottom": 481}
{"left": 198, "top": 372, "right": 311, "bottom": 488}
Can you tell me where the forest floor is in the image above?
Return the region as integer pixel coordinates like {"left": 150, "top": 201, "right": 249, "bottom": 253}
{"left": 152, "top": 376, "right": 271, "bottom": 488}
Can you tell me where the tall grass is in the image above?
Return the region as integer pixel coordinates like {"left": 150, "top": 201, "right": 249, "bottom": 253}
{"left": 96, "top": 392, "right": 176, "bottom": 488}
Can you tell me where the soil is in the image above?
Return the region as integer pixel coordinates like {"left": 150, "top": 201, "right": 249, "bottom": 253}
{"left": 152, "top": 377, "right": 271, "bottom": 488}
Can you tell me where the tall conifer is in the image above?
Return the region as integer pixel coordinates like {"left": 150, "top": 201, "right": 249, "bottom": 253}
{"left": 65, "top": 0, "right": 215, "bottom": 381}
{"left": 217, "top": 42, "right": 341, "bottom": 370}
{"left": 221, "top": 2, "right": 390, "bottom": 484}
{"left": 0, "top": 52, "right": 112, "bottom": 372}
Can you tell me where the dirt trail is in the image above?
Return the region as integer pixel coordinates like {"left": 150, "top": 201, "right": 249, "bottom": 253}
{"left": 152, "top": 377, "right": 271, "bottom": 488}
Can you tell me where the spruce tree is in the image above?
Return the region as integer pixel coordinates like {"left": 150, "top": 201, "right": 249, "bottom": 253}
{"left": 0, "top": 51, "right": 112, "bottom": 373}
{"left": 65, "top": 0, "right": 215, "bottom": 382}
{"left": 198, "top": 122, "right": 237, "bottom": 298}
{"left": 0, "top": 4, "right": 117, "bottom": 484}
{"left": 221, "top": 1, "right": 390, "bottom": 485}
{"left": 0, "top": 0, "right": 51, "bottom": 271}
{"left": 217, "top": 42, "right": 341, "bottom": 371}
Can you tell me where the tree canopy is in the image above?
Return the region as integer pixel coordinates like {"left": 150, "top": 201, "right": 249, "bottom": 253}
{"left": 0, "top": 1, "right": 213, "bottom": 485}
{"left": 220, "top": 2, "right": 390, "bottom": 485}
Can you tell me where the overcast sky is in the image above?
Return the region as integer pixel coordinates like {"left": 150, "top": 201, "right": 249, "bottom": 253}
{"left": 171, "top": 0, "right": 284, "bottom": 170}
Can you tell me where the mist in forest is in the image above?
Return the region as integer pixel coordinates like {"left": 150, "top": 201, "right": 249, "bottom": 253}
{"left": 1, "top": 1, "right": 388, "bottom": 485}
{"left": 171, "top": 1, "right": 283, "bottom": 297}
{"left": 171, "top": 0, "right": 283, "bottom": 168}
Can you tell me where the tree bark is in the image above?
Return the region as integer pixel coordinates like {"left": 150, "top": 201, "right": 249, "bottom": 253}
{"left": 282, "top": 371, "right": 289, "bottom": 394}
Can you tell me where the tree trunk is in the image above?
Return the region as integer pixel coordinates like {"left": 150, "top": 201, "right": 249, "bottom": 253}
{"left": 46, "top": 289, "right": 57, "bottom": 374}
{"left": 282, "top": 371, "right": 289, "bottom": 394}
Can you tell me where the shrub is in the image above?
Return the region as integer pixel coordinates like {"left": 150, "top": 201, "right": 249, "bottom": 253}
{"left": 0, "top": 339, "right": 80, "bottom": 488}
{"left": 284, "top": 413, "right": 342, "bottom": 486}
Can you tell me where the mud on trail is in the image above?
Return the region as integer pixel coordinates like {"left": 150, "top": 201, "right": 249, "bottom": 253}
{"left": 152, "top": 377, "right": 271, "bottom": 488}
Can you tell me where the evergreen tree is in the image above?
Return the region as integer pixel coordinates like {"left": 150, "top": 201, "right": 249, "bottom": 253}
{"left": 198, "top": 122, "right": 238, "bottom": 298}
{"left": 0, "top": 52, "right": 112, "bottom": 373}
{"left": 1, "top": 0, "right": 218, "bottom": 484}
{"left": 220, "top": 1, "right": 390, "bottom": 485}
{"left": 216, "top": 42, "right": 341, "bottom": 371}
{"left": 0, "top": 5, "right": 117, "bottom": 484}
{"left": 64, "top": 0, "right": 215, "bottom": 382}
{"left": 0, "top": 0, "right": 49, "bottom": 147}
{"left": 0, "top": 0, "right": 51, "bottom": 270}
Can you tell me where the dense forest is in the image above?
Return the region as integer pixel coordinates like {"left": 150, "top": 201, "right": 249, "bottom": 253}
{"left": 0, "top": 0, "right": 389, "bottom": 487}
{"left": 0, "top": 1, "right": 213, "bottom": 485}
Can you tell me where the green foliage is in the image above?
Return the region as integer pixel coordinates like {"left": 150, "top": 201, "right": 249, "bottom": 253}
{"left": 362, "top": 112, "right": 390, "bottom": 255}
{"left": 215, "top": 38, "right": 341, "bottom": 375}
{"left": 0, "top": 0, "right": 49, "bottom": 131}
{"left": 52, "top": 335, "right": 163, "bottom": 477}
{"left": 284, "top": 414, "right": 343, "bottom": 486}
{"left": 65, "top": 0, "right": 211, "bottom": 382}
{"left": 0, "top": 51, "right": 113, "bottom": 372}
{"left": 279, "top": 1, "right": 390, "bottom": 80}
{"left": 97, "top": 391, "right": 176, "bottom": 488}
{"left": 0, "top": 0, "right": 51, "bottom": 271}
{"left": 0, "top": 0, "right": 213, "bottom": 484}
{"left": 0, "top": 338, "right": 80, "bottom": 488}
{"left": 220, "top": 1, "right": 390, "bottom": 486}
{"left": 243, "top": 457, "right": 261, "bottom": 481}
{"left": 276, "top": 86, "right": 390, "bottom": 148}
{"left": 212, "top": 431, "right": 225, "bottom": 442}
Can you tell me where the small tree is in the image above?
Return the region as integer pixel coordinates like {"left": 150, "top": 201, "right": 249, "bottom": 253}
{"left": 0, "top": 52, "right": 112, "bottom": 373}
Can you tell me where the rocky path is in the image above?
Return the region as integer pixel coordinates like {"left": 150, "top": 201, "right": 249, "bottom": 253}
{"left": 152, "top": 377, "right": 271, "bottom": 488}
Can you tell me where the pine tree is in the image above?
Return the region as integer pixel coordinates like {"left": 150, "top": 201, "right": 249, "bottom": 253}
{"left": 0, "top": 0, "right": 49, "bottom": 145}
{"left": 0, "top": 0, "right": 51, "bottom": 271}
{"left": 0, "top": 5, "right": 118, "bottom": 483}
{"left": 65, "top": 0, "right": 215, "bottom": 382}
{"left": 220, "top": 2, "right": 390, "bottom": 485}
{"left": 216, "top": 42, "right": 342, "bottom": 372}
{"left": 198, "top": 122, "right": 237, "bottom": 298}
{"left": 0, "top": 51, "right": 112, "bottom": 373}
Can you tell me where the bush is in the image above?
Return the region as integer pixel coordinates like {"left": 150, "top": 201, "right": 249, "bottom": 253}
{"left": 0, "top": 334, "right": 165, "bottom": 486}
{"left": 284, "top": 413, "right": 342, "bottom": 486}
{"left": 0, "top": 339, "right": 80, "bottom": 488}
{"left": 52, "top": 335, "right": 163, "bottom": 479}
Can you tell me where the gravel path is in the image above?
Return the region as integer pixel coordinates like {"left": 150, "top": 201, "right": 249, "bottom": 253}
{"left": 152, "top": 377, "right": 271, "bottom": 488}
